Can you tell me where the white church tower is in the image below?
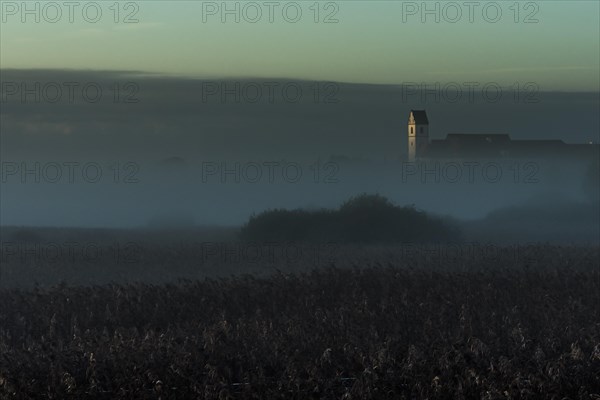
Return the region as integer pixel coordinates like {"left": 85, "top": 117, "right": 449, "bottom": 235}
{"left": 407, "top": 110, "right": 429, "bottom": 162}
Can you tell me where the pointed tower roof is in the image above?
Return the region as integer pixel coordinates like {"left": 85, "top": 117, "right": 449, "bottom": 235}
{"left": 409, "top": 110, "right": 429, "bottom": 125}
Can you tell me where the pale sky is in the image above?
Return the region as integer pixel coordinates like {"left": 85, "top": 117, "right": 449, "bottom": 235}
{"left": 1, "top": 0, "right": 599, "bottom": 90}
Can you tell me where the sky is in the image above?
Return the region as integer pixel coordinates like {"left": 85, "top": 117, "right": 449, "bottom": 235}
{"left": 1, "top": 0, "right": 599, "bottom": 91}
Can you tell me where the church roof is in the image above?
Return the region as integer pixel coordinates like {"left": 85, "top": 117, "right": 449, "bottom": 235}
{"left": 410, "top": 110, "right": 429, "bottom": 125}
{"left": 425, "top": 133, "right": 597, "bottom": 159}
{"left": 444, "top": 133, "right": 511, "bottom": 144}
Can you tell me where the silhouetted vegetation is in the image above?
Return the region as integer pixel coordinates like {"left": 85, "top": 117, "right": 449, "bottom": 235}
{"left": 1, "top": 249, "right": 599, "bottom": 399}
{"left": 240, "top": 194, "right": 461, "bottom": 243}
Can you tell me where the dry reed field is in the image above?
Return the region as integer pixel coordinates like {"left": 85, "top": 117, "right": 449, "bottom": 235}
{"left": 0, "top": 243, "right": 599, "bottom": 399}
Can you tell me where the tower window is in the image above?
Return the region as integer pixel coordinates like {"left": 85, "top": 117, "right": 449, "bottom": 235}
{"left": 410, "top": 127, "right": 414, "bottom": 134}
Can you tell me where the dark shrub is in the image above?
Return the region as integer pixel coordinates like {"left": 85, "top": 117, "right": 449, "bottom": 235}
{"left": 239, "top": 208, "right": 339, "bottom": 242}
{"left": 240, "top": 194, "right": 461, "bottom": 243}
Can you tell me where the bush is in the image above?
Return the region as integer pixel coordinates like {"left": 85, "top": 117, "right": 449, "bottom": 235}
{"left": 240, "top": 194, "right": 461, "bottom": 243}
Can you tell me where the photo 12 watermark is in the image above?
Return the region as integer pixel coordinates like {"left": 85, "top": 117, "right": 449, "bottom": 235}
{"left": 400, "top": 1, "right": 540, "bottom": 24}
{"left": 1, "top": 1, "right": 140, "bottom": 23}
{"left": 0, "top": 81, "right": 140, "bottom": 104}
{"left": 199, "top": 81, "right": 340, "bottom": 104}
{"left": 1, "top": 161, "right": 140, "bottom": 184}
{"left": 392, "top": 241, "right": 563, "bottom": 266}
{"left": 400, "top": 161, "right": 540, "bottom": 184}
{"left": 197, "top": 159, "right": 340, "bottom": 184}
{"left": 400, "top": 82, "right": 540, "bottom": 104}
{"left": 0, "top": 240, "right": 141, "bottom": 264}
{"left": 193, "top": 241, "right": 340, "bottom": 266}
{"left": 200, "top": 1, "right": 340, "bottom": 23}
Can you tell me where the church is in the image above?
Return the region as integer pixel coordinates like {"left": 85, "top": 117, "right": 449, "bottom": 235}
{"left": 407, "top": 110, "right": 599, "bottom": 162}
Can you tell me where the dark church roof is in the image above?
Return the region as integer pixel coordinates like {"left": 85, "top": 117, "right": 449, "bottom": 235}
{"left": 410, "top": 110, "right": 429, "bottom": 125}
{"left": 428, "top": 134, "right": 507, "bottom": 158}
{"left": 444, "top": 134, "right": 511, "bottom": 145}
{"left": 426, "top": 134, "right": 598, "bottom": 160}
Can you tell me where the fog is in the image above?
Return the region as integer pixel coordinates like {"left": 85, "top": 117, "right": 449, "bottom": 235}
{"left": 1, "top": 69, "right": 598, "bottom": 241}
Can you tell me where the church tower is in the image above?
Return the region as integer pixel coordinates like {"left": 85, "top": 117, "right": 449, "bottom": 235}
{"left": 407, "top": 110, "right": 429, "bottom": 161}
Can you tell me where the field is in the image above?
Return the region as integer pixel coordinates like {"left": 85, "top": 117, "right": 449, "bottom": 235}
{"left": 1, "top": 233, "right": 599, "bottom": 399}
